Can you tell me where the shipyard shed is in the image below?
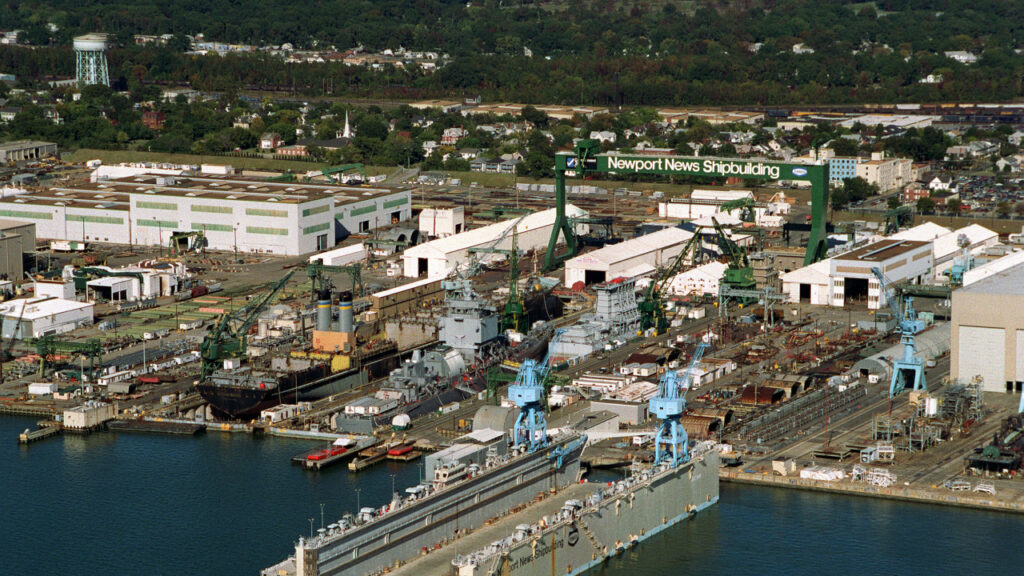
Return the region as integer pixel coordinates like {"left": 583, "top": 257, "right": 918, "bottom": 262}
{"left": 0, "top": 297, "right": 94, "bottom": 338}
{"left": 309, "top": 243, "right": 366, "bottom": 266}
{"left": 964, "top": 249, "right": 1024, "bottom": 286}
{"left": 853, "top": 322, "right": 950, "bottom": 383}
{"left": 891, "top": 222, "right": 998, "bottom": 280}
{"left": 564, "top": 227, "right": 694, "bottom": 287}
{"left": 952, "top": 263, "right": 1024, "bottom": 393}
{"left": 401, "top": 205, "right": 588, "bottom": 279}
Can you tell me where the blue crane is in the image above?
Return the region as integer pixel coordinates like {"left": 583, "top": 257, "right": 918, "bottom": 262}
{"left": 649, "top": 342, "right": 708, "bottom": 468}
{"left": 509, "top": 329, "right": 566, "bottom": 452}
{"left": 871, "top": 267, "right": 927, "bottom": 398}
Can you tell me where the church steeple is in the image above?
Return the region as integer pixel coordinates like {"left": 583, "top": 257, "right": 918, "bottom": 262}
{"left": 342, "top": 111, "right": 352, "bottom": 139}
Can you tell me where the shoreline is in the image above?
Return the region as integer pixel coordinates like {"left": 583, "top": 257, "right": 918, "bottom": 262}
{"left": 721, "top": 469, "right": 1024, "bottom": 515}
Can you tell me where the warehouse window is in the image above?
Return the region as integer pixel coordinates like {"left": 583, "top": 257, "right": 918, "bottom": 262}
{"left": 246, "top": 208, "right": 288, "bottom": 218}
{"left": 67, "top": 214, "right": 124, "bottom": 225}
{"left": 303, "top": 223, "right": 330, "bottom": 235}
{"left": 302, "top": 205, "right": 330, "bottom": 217}
{"left": 382, "top": 197, "right": 408, "bottom": 209}
{"left": 192, "top": 205, "right": 233, "bottom": 214}
{"left": 351, "top": 205, "right": 376, "bottom": 217}
{"left": 137, "top": 201, "right": 177, "bottom": 211}
{"left": 0, "top": 209, "right": 52, "bottom": 219}
{"left": 246, "top": 226, "right": 288, "bottom": 236}
{"left": 137, "top": 219, "right": 177, "bottom": 228}
{"left": 191, "top": 223, "right": 232, "bottom": 232}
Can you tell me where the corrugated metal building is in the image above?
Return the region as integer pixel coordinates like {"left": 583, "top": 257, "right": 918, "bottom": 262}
{"left": 952, "top": 264, "right": 1024, "bottom": 393}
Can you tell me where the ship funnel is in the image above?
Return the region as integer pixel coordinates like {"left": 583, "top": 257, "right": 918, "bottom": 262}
{"left": 411, "top": 349, "right": 422, "bottom": 363}
{"left": 316, "top": 288, "right": 332, "bottom": 331}
{"left": 338, "top": 290, "right": 354, "bottom": 334}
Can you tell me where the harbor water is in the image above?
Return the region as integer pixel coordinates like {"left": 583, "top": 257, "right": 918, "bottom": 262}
{"left": 2, "top": 415, "right": 1020, "bottom": 576}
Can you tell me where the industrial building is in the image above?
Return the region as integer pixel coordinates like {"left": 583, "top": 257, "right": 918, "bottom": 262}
{"left": 664, "top": 261, "right": 728, "bottom": 297}
{"left": 401, "top": 205, "right": 587, "bottom": 278}
{"left": 782, "top": 239, "right": 933, "bottom": 309}
{"left": 964, "top": 249, "right": 1024, "bottom": 286}
{"left": 418, "top": 207, "right": 465, "bottom": 238}
{"left": 0, "top": 297, "right": 94, "bottom": 338}
{"left": 0, "top": 219, "right": 34, "bottom": 281}
{"left": 564, "top": 227, "right": 694, "bottom": 287}
{"left": 891, "top": 222, "right": 998, "bottom": 280}
{"left": 657, "top": 190, "right": 790, "bottom": 227}
{"left": 951, "top": 264, "right": 1024, "bottom": 393}
{"left": 0, "top": 174, "right": 412, "bottom": 256}
{"left": 0, "top": 140, "right": 57, "bottom": 162}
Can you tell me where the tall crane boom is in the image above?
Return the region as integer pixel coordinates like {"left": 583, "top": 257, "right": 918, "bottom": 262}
{"left": 200, "top": 271, "right": 295, "bottom": 379}
{"left": 509, "top": 329, "right": 566, "bottom": 452}
{"left": 650, "top": 342, "right": 708, "bottom": 468}
{"left": 870, "top": 267, "right": 927, "bottom": 397}
{"left": 638, "top": 229, "right": 703, "bottom": 335}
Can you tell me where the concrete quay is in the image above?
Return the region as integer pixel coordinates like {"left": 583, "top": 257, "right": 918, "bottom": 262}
{"left": 721, "top": 468, "right": 1024, "bottom": 514}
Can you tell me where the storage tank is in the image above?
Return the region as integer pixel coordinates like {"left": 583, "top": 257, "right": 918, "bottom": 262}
{"left": 337, "top": 290, "right": 354, "bottom": 333}
{"left": 316, "top": 288, "right": 333, "bottom": 331}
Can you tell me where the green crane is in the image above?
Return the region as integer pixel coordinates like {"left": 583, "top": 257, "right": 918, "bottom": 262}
{"left": 199, "top": 271, "right": 295, "bottom": 379}
{"left": 638, "top": 230, "right": 704, "bottom": 335}
{"left": 718, "top": 197, "right": 758, "bottom": 223}
{"left": 32, "top": 336, "right": 103, "bottom": 379}
{"left": 306, "top": 261, "right": 363, "bottom": 299}
{"left": 549, "top": 141, "right": 830, "bottom": 270}
{"left": 500, "top": 229, "right": 527, "bottom": 333}
{"left": 711, "top": 217, "right": 756, "bottom": 295}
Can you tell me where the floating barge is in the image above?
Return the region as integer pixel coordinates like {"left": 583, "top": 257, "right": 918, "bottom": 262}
{"left": 106, "top": 420, "right": 206, "bottom": 435}
{"left": 292, "top": 435, "right": 376, "bottom": 471}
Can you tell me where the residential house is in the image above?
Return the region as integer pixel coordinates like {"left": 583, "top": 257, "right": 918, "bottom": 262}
{"left": 589, "top": 130, "right": 616, "bottom": 144}
{"left": 928, "top": 175, "right": 956, "bottom": 193}
{"left": 457, "top": 148, "right": 480, "bottom": 160}
{"left": 259, "top": 132, "right": 283, "bottom": 150}
{"left": 902, "top": 182, "right": 931, "bottom": 204}
{"left": 141, "top": 110, "right": 166, "bottom": 130}
{"left": 946, "top": 140, "right": 999, "bottom": 159}
{"left": 944, "top": 51, "right": 978, "bottom": 65}
{"left": 276, "top": 144, "right": 308, "bottom": 157}
{"left": 995, "top": 156, "right": 1023, "bottom": 173}
{"left": 233, "top": 114, "right": 260, "bottom": 130}
{"left": 421, "top": 140, "right": 439, "bottom": 155}
{"left": 441, "top": 126, "right": 468, "bottom": 146}
{"left": 0, "top": 106, "right": 21, "bottom": 122}
{"left": 1009, "top": 130, "right": 1024, "bottom": 147}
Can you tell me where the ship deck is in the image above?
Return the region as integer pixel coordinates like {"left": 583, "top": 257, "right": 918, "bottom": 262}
{"left": 388, "top": 483, "right": 597, "bottom": 576}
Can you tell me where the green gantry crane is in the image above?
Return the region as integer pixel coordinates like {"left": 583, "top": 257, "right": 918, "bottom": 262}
{"left": 548, "top": 140, "right": 830, "bottom": 271}
{"left": 306, "top": 261, "right": 363, "bottom": 299}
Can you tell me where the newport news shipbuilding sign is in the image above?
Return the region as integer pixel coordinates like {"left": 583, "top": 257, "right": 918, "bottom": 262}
{"left": 557, "top": 151, "right": 824, "bottom": 183}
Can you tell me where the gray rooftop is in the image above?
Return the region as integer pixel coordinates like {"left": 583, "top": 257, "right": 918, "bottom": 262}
{"left": 959, "top": 264, "right": 1024, "bottom": 296}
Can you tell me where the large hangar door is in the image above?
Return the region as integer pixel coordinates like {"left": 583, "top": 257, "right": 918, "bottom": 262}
{"left": 959, "top": 326, "right": 1005, "bottom": 392}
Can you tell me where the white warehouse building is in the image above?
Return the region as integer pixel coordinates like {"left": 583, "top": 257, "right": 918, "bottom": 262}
{"left": 0, "top": 174, "right": 413, "bottom": 256}
{"left": 402, "top": 205, "right": 588, "bottom": 279}
{"left": 782, "top": 239, "right": 933, "bottom": 309}
{"left": 564, "top": 227, "right": 695, "bottom": 287}
{"left": 891, "top": 222, "right": 998, "bottom": 281}
{"left": 658, "top": 190, "right": 791, "bottom": 227}
{"left": 0, "top": 297, "right": 94, "bottom": 338}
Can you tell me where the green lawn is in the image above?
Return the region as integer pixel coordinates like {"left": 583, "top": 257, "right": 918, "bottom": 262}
{"left": 68, "top": 149, "right": 396, "bottom": 177}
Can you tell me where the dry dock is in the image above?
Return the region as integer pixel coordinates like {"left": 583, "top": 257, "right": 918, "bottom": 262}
{"left": 388, "top": 483, "right": 598, "bottom": 576}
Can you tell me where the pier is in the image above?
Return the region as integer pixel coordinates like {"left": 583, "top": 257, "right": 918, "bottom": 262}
{"left": 17, "top": 424, "right": 61, "bottom": 445}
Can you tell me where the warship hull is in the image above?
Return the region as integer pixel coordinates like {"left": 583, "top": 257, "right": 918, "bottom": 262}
{"left": 287, "top": 435, "right": 586, "bottom": 576}
{"left": 455, "top": 450, "right": 720, "bottom": 576}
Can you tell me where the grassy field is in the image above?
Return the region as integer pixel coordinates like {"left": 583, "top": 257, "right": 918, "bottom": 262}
{"left": 68, "top": 149, "right": 396, "bottom": 177}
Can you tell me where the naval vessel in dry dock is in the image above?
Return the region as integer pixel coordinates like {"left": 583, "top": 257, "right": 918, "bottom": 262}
{"left": 263, "top": 431, "right": 586, "bottom": 576}
{"left": 451, "top": 444, "right": 720, "bottom": 576}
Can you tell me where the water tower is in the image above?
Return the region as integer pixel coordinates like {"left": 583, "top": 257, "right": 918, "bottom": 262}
{"left": 74, "top": 33, "right": 110, "bottom": 87}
